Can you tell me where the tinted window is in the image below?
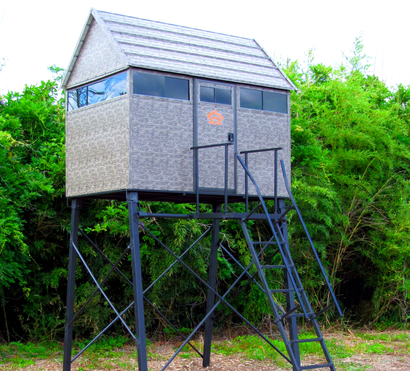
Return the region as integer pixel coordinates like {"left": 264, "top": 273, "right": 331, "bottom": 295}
{"left": 67, "top": 72, "right": 127, "bottom": 111}
{"left": 106, "top": 73, "right": 127, "bottom": 99}
{"left": 240, "top": 88, "right": 262, "bottom": 110}
{"left": 133, "top": 72, "right": 189, "bottom": 100}
{"left": 78, "top": 87, "right": 88, "bottom": 108}
{"left": 68, "top": 91, "right": 79, "bottom": 111}
{"left": 165, "top": 76, "right": 189, "bottom": 100}
{"left": 263, "top": 91, "right": 288, "bottom": 114}
{"left": 200, "top": 86, "right": 231, "bottom": 105}
{"left": 200, "top": 86, "right": 214, "bottom": 102}
{"left": 240, "top": 88, "right": 288, "bottom": 113}
{"left": 134, "top": 72, "right": 165, "bottom": 97}
{"left": 87, "top": 80, "right": 105, "bottom": 105}
{"left": 215, "top": 88, "right": 231, "bottom": 105}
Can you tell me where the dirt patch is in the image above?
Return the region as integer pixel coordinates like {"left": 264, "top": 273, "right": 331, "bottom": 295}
{"left": 1, "top": 330, "right": 409, "bottom": 370}
{"left": 340, "top": 353, "right": 410, "bottom": 371}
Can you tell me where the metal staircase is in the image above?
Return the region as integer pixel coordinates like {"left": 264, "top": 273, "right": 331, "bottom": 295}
{"left": 236, "top": 150, "right": 343, "bottom": 370}
{"left": 63, "top": 143, "right": 343, "bottom": 371}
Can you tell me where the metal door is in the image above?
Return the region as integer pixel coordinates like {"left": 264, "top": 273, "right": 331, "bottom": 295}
{"left": 194, "top": 80, "right": 236, "bottom": 193}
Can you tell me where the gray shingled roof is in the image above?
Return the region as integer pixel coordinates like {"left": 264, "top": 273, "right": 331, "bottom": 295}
{"left": 62, "top": 9, "right": 296, "bottom": 90}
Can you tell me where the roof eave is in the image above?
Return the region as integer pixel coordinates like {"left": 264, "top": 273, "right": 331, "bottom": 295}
{"left": 253, "top": 39, "right": 298, "bottom": 92}
{"left": 61, "top": 10, "right": 95, "bottom": 89}
{"left": 128, "top": 63, "right": 291, "bottom": 90}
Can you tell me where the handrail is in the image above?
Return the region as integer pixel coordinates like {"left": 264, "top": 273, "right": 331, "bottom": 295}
{"left": 240, "top": 146, "right": 283, "bottom": 154}
{"left": 280, "top": 159, "right": 343, "bottom": 318}
{"left": 240, "top": 147, "right": 282, "bottom": 213}
{"left": 190, "top": 142, "right": 233, "bottom": 214}
{"left": 237, "top": 154, "right": 310, "bottom": 319}
{"left": 191, "top": 142, "right": 233, "bottom": 150}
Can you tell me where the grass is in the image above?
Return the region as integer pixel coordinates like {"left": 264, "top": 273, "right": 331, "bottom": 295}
{"left": 0, "top": 341, "right": 59, "bottom": 367}
{"left": 0, "top": 330, "right": 409, "bottom": 369}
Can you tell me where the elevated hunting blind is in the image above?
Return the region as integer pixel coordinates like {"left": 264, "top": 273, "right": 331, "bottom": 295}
{"left": 62, "top": 9, "right": 295, "bottom": 202}
{"left": 63, "top": 9, "right": 342, "bottom": 371}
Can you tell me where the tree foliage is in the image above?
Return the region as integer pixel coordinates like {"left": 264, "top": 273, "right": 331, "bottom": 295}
{"left": 283, "top": 45, "right": 410, "bottom": 324}
{"left": 1, "top": 45, "right": 410, "bottom": 342}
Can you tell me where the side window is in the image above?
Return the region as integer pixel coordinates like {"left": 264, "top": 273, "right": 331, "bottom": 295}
{"left": 240, "top": 88, "right": 262, "bottom": 110}
{"left": 200, "top": 86, "right": 231, "bottom": 105}
{"left": 263, "top": 91, "right": 288, "bottom": 114}
{"left": 240, "top": 87, "right": 287, "bottom": 114}
{"left": 133, "top": 72, "right": 189, "bottom": 101}
{"left": 67, "top": 72, "right": 127, "bottom": 111}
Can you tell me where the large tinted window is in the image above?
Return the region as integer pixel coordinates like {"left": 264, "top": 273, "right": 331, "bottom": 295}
{"left": 240, "top": 88, "right": 262, "bottom": 110}
{"left": 67, "top": 72, "right": 127, "bottom": 111}
{"left": 134, "top": 72, "right": 164, "bottom": 97}
{"left": 165, "top": 77, "right": 189, "bottom": 100}
{"left": 200, "top": 86, "right": 231, "bottom": 105}
{"left": 133, "top": 72, "right": 189, "bottom": 101}
{"left": 240, "top": 87, "right": 288, "bottom": 114}
{"left": 263, "top": 91, "right": 288, "bottom": 114}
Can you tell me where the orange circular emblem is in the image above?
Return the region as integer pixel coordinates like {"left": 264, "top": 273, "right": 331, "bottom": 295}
{"left": 207, "top": 110, "right": 224, "bottom": 125}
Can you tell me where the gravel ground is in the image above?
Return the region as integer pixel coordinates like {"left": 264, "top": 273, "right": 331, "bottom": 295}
{"left": 1, "top": 330, "right": 409, "bottom": 370}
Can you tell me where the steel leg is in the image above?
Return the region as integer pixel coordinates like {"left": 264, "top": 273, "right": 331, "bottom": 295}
{"left": 127, "top": 192, "right": 148, "bottom": 371}
{"left": 279, "top": 198, "right": 300, "bottom": 370}
{"left": 63, "top": 198, "right": 82, "bottom": 371}
{"left": 202, "top": 204, "right": 222, "bottom": 367}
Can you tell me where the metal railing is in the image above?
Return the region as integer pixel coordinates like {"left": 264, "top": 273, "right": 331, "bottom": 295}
{"left": 190, "top": 142, "right": 233, "bottom": 213}
{"left": 240, "top": 147, "right": 282, "bottom": 213}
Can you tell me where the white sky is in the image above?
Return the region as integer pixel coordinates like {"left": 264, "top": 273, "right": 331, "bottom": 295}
{"left": 0, "top": 0, "right": 409, "bottom": 94}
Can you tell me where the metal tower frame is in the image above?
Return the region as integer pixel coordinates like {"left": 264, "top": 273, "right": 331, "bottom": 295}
{"left": 63, "top": 146, "right": 342, "bottom": 371}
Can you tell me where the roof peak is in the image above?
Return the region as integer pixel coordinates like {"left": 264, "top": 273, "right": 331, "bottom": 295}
{"left": 95, "top": 9, "right": 254, "bottom": 43}
{"left": 62, "top": 9, "right": 296, "bottom": 91}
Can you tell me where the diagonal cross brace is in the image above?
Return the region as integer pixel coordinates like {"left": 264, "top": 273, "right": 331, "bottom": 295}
{"left": 139, "top": 222, "right": 292, "bottom": 369}
{"left": 71, "top": 241, "right": 136, "bottom": 340}
{"left": 70, "top": 228, "right": 212, "bottom": 362}
{"left": 67, "top": 244, "right": 130, "bottom": 329}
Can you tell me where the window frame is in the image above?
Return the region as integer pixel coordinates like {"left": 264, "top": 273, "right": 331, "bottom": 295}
{"left": 67, "top": 71, "right": 128, "bottom": 111}
{"left": 240, "top": 87, "right": 288, "bottom": 114}
{"left": 200, "top": 85, "right": 232, "bottom": 105}
{"left": 133, "top": 71, "right": 190, "bottom": 101}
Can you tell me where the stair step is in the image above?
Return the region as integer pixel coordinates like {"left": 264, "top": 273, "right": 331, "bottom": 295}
{"left": 237, "top": 155, "right": 337, "bottom": 371}
{"left": 300, "top": 363, "right": 334, "bottom": 370}
{"left": 290, "top": 337, "right": 323, "bottom": 344}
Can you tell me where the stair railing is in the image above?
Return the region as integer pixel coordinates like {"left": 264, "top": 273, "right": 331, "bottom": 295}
{"left": 280, "top": 159, "right": 343, "bottom": 318}
{"left": 237, "top": 152, "right": 310, "bottom": 318}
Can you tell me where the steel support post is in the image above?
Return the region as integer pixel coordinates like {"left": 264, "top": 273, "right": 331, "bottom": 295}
{"left": 63, "top": 198, "right": 82, "bottom": 371}
{"left": 127, "top": 192, "right": 148, "bottom": 371}
{"left": 202, "top": 204, "right": 222, "bottom": 367}
{"left": 279, "top": 198, "right": 300, "bottom": 370}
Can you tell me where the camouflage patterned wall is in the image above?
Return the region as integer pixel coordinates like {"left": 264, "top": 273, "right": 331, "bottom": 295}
{"left": 65, "top": 96, "right": 129, "bottom": 197}
{"left": 236, "top": 88, "right": 291, "bottom": 198}
{"left": 129, "top": 90, "right": 194, "bottom": 193}
{"left": 65, "top": 71, "right": 291, "bottom": 199}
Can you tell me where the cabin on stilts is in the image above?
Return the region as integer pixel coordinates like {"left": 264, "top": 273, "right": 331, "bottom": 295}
{"left": 62, "top": 9, "right": 342, "bottom": 371}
